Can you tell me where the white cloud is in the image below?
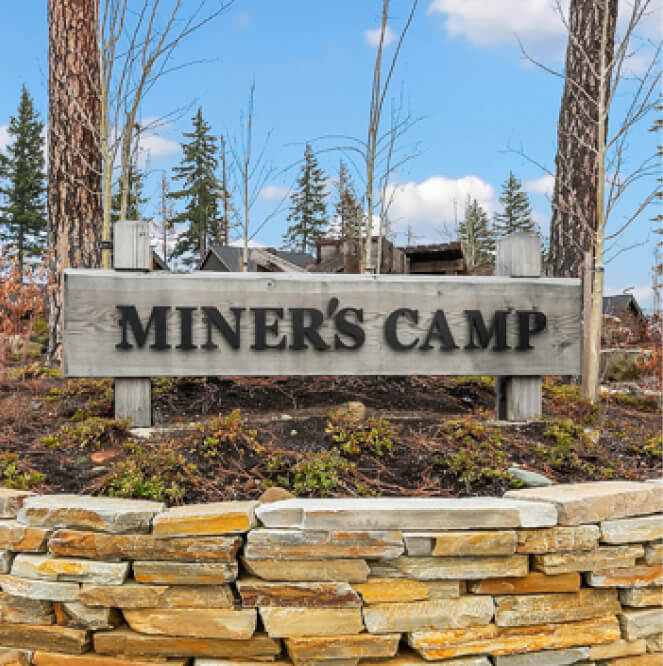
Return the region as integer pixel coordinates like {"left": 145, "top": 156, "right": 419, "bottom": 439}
{"left": 0, "top": 125, "right": 10, "bottom": 152}
{"left": 260, "top": 184, "right": 291, "bottom": 202}
{"left": 364, "top": 25, "right": 396, "bottom": 48}
{"left": 138, "top": 133, "right": 179, "bottom": 160}
{"left": 385, "top": 174, "right": 498, "bottom": 242}
{"left": 525, "top": 174, "right": 555, "bottom": 196}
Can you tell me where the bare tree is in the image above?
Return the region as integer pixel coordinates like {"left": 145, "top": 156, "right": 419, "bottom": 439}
{"left": 48, "top": 0, "right": 103, "bottom": 365}
{"left": 153, "top": 173, "right": 174, "bottom": 268}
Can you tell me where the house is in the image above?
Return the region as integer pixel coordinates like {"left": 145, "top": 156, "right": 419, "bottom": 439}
{"left": 310, "top": 237, "right": 408, "bottom": 274}
{"left": 198, "top": 244, "right": 315, "bottom": 273}
{"left": 402, "top": 242, "right": 467, "bottom": 275}
{"left": 602, "top": 293, "right": 646, "bottom": 344}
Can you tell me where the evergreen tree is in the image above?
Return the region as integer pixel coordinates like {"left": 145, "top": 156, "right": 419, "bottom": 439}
{"left": 110, "top": 160, "right": 146, "bottom": 223}
{"left": 457, "top": 196, "right": 495, "bottom": 269}
{"left": 283, "top": 144, "right": 328, "bottom": 253}
{"left": 334, "top": 160, "right": 362, "bottom": 239}
{"left": 493, "top": 171, "right": 535, "bottom": 237}
{"left": 0, "top": 86, "right": 46, "bottom": 272}
{"left": 169, "top": 108, "right": 223, "bottom": 265}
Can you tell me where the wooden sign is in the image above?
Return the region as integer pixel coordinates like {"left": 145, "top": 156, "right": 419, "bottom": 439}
{"left": 63, "top": 270, "right": 581, "bottom": 378}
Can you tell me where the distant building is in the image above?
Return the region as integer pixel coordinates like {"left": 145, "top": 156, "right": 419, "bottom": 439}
{"left": 402, "top": 242, "right": 467, "bottom": 275}
{"left": 311, "top": 237, "right": 408, "bottom": 274}
{"left": 602, "top": 293, "right": 646, "bottom": 344}
{"left": 198, "top": 244, "right": 315, "bottom": 273}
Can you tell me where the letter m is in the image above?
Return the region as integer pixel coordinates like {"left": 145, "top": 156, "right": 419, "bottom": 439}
{"left": 116, "top": 306, "right": 171, "bottom": 350}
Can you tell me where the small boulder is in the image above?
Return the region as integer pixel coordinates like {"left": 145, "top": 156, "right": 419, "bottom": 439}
{"left": 259, "top": 487, "right": 295, "bottom": 504}
{"left": 508, "top": 467, "right": 554, "bottom": 488}
{"left": 332, "top": 401, "right": 367, "bottom": 421}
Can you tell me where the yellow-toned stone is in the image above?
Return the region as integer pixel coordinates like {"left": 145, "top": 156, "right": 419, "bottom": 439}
{"left": 52, "top": 602, "right": 121, "bottom": 630}
{"left": 0, "top": 490, "right": 34, "bottom": 519}
{"left": 645, "top": 543, "right": 663, "bottom": 565}
{"left": 0, "top": 591, "right": 53, "bottom": 624}
{"left": 363, "top": 596, "right": 493, "bottom": 633}
{"left": 431, "top": 531, "right": 516, "bottom": 557}
{"left": 494, "top": 589, "right": 619, "bottom": 627}
{"left": 284, "top": 633, "right": 400, "bottom": 665}
{"left": 601, "top": 516, "right": 663, "bottom": 544}
{"left": 152, "top": 502, "right": 257, "bottom": 537}
{"left": 646, "top": 634, "right": 662, "bottom": 652}
{"left": 589, "top": 639, "right": 646, "bottom": 660}
{"left": 0, "top": 521, "right": 50, "bottom": 552}
{"left": 408, "top": 614, "right": 620, "bottom": 660}
{"left": 516, "top": 525, "right": 599, "bottom": 553}
{"left": 468, "top": 572, "right": 580, "bottom": 595}
{"left": 259, "top": 607, "right": 363, "bottom": 637}
{"left": 0, "top": 651, "right": 27, "bottom": 666}
{"left": 600, "top": 656, "right": 663, "bottom": 665}
{"left": 363, "top": 654, "right": 489, "bottom": 666}
{"left": 0, "top": 623, "right": 90, "bottom": 654}
{"left": 533, "top": 545, "right": 643, "bottom": 574}
{"left": 587, "top": 566, "right": 663, "bottom": 588}
{"left": 11, "top": 554, "right": 128, "bottom": 585}
{"left": 237, "top": 578, "right": 361, "bottom": 608}
{"left": 619, "top": 609, "right": 663, "bottom": 640}
{"left": 94, "top": 627, "right": 281, "bottom": 658}
{"left": 620, "top": 587, "right": 663, "bottom": 608}
{"left": 353, "top": 578, "right": 462, "bottom": 604}
{"left": 80, "top": 583, "right": 234, "bottom": 609}
{"left": 371, "top": 555, "right": 528, "bottom": 580}
{"left": 33, "top": 652, "right": 188, "bottom": 665}
{"left": 241, "top": 557, "right": 368, "bottom": 582}
{"left": 132, "top": 561, "right": 237, "bottom": 584}
{"left": 49, "top": 530, "right": 241, "bottom": 562}
{"left": 123, "top": 607, "right": 256, "bottom": 639}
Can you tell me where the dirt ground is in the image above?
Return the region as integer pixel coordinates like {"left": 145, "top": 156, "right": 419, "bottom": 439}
{"left": 0, "top": 367, "right": 660, "bottom": 505}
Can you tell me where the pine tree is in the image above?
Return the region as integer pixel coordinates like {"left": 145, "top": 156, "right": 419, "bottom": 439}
{"left": 493, "top": 171, "right": 535, "bottom": 237}
{"left": 283, "top": 144, "right": 328, "bottom": 253}
{"left": 334, "top": 160, "right": 362, "bottom": 239}
{"left": 0, "top": 86, "right": 47, "bottom": 273}
{"left": 169, "top": 108, "right": 223, "bottom": 265}
{"left": 457, "top": 196, "right": 495, "bottom": 269}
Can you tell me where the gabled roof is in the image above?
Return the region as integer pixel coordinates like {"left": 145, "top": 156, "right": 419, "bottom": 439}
{"left": 603, "top": 294, "right": 644, "bottom": 319}
{"left": 199, "top": 243, "right": 314, "bottom": 272}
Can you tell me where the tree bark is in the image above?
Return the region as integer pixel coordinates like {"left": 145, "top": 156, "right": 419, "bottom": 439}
{"left": 48, "top": 0, "right": 103, "bottom": 365}
{"left": 549, "top": 0, "right": 617, "bottom": 278}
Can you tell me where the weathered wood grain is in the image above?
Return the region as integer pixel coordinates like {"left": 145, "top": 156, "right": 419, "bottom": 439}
{"left": 63, "top": 271, "right": 581, "bottom": 378}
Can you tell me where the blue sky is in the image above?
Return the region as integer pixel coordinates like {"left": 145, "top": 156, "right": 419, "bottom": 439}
{"left": 0, "top": 1, "right": 660, "bottom": 307}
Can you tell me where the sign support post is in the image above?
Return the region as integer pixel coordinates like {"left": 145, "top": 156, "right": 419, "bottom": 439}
{"left": 495, "top": 233, "right": 543, "bottom": 421}
{"left": 113, "top": 220, "right": 152, "bottom": 427}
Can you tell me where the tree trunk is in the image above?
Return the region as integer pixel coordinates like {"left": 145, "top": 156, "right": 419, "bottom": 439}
{"left": 549, "top": 0, "right": 617, "bottom": 278}
{"left": 48, "top": 0, "right": 102, "bottom": 365}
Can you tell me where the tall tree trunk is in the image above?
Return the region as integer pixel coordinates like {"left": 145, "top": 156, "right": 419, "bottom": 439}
{"left": 48, "top": 0, "right": 102, "bottom": 365}
{"left": 549, "top": 0, "right": 617, "bottom": 278}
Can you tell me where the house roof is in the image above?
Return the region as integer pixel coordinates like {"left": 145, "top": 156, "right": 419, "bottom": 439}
{"left": 401, "top": 241, "right": 465, "bottom": 262}
{"left": 603, "top": 294, "right": 644, "bottom": 319}
{"left": 199, "top": 244, "right": 314, "bottom": 272}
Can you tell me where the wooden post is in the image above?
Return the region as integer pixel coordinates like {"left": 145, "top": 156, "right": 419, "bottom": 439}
{"left": 582, "top": 250, "right": 593, "bottom": 398}
{"left": 113, "top": 221, "right": 152, "bottom": 427}
{"left": 495, "top": 233, "right": 542, "bottom": 421}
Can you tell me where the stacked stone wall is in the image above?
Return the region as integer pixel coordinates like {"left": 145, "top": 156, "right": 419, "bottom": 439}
{"left": 0, "top": 481, "right": 659, "bottom": 665}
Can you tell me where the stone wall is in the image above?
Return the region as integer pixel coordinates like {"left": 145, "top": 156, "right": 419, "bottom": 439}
{"left": 0, "top": 481, "right": 659, "bottom": 666}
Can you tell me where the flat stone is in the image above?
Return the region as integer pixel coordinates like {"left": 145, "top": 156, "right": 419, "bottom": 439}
{"left": 0, "top": 556, "right": 11, "bottom": 576}
{"left": 0, "top": 491, "right": 34, "bottom": 519}
{"left": 600, "top": 656, "right": 663, "bottom": 664}
{"left": 80, "top": 582, "right": 234, "bottom": 609}
{"left": 408, "top": 615, "right": 621, "bottom": 660}
{"left": 0, "top": 623, "right": 89, "bottom": 654}
{"left": 244, "top": 529, "right": 404, "bottom": 560}
{"left": 620, "top": 588, "right": 663, "bottom": 608}
{"left": 152, "top": 502, "right": 257, "bottom": 537}
{"left": 0, "top": 591, "right": 53, "bottom": 624}
{"left": 256, "top": 497, "right": 557, "bottom": 530}
{"left": 259, "top": 607, "right": 364, "bottom": 637}
{"left": 601, "top": 516, "right": 663, "bottom": 544}
{"left": 17, "top": 495, "right": 163, "bottom": 534}
{"left": 619, "top": 609, "right": 663, "bottom": 640}
{"left": 0, "top": 521, "right": 50, "bottom": 552}
{"left": 506, "top": 467, "right": 554, "bottom": 487}
{"left": 494, "top": 589, "right": 620, "bottom": 626}
{"left": 644, "top": 543, "right": 663, "bottom": 565}
{"left": 589, "top": 639, "right": 647, "bottom": 660}
{"left": 431, "top": 531, "right": 516, "bottom": 557}
{"left": 369, "top": 555, "right": 528, "bottom": 580}
{"left": 468, "top": 572, "right": 580, "bottom": 595}
{"left": 362, "top": 596, "right": 494, "bottom": 633}
{"left": 237, "top": 578, "right": 361, "bottom": 608}
{"left": 33, "top": 652, "right": 189, "bottom": 666}
{"left": 132, "top": 561, "right": 238, "bottom": 584}
{"left": 94, "top": 627, "right": 281, "bottom": 658}
{"left": 646, "top": 634, "right": 662, "bottom": 652}
{"left": 11, "top": 554, "right": 128, "bottom": 584}
{"left": 53, "top": 602, "right": 121, "bottom": 630}
{"left": 403, "top": 534, "right": 437, "bottom": 556}
{"left": 0, "top": 649, "right": 31, "bottom": 664}
{"left": 49, "top": 529, "right": 242, "bottom": 562}
{"left": 587, "top": 566, "right": 663, "bottom": 588}
{"left": 516, "top": 525, "right": 599, "bottom": 553}
{"left": 363, "top": 655, "right": 490, "bottom": 666}
{"left": 533, "top": 545, "right": 643, "bottom": 574}
{"left": 505, "top": 482, "right": 663, "bottom": 526}
{"left": 354, "top": 578, "right": 462, "bottom": 603}
{"left": 123, "top": 608, "right": 257, "bottom": 639}
{"left": 241, "top": 557, "right": 368, "bottom": 582}
{"left": 493, "top": 647, "right": 590, "bottom": 665}
{"left": 0, "top": 650, "right": 27, "bottom": 666}
{"left": 284, "top": 633, "right": 400, "bottom": 665}
{"left": 194, "top": 661, "right": 291, "bottom": 666}
{"left": 0, "top": 575, "right": 79, "bottom": 602}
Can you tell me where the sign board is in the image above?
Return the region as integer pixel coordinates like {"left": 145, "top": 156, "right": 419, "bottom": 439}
{"left": 63, "top": 270, "right": 582, "bottom": 378}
